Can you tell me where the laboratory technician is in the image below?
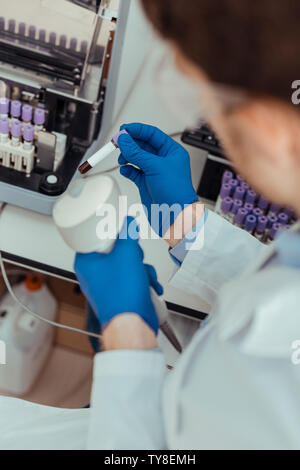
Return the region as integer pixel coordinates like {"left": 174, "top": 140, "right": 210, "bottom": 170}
{"left": 1, "top": 0, "right": 300, "bottom": 450}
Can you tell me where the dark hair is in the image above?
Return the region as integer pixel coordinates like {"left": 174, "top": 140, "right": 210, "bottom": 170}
{"left": 141, "top": 0, "right": 300, "bottom": 103}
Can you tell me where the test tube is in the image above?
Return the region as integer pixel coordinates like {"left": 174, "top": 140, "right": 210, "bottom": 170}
{"left": 0, "top": 98, "right": 9, "bottom": 119}
{"left": 231, "top": 198, "right": 243, "bottom": 215}
{"left": 38, "top": 29, "right": 46, "bottom": 42}
{"left": 222, "top": 170, "right": 233, "bottom": 185}
{"left": 33, "top": 108, "right": 45, "bottom": 131}
{"left": 234, "top": 208, "right": 248, "bottom": 228}
{"left": 8, "top": 19, "right": 15, "bottom": 33}
{"left": 282, "top": 207, "right": 295, "bottom": 222}
{"left": 220, "top": 197, "right": 233, "bottom": 222}
{"left": 11, "top": 119, "right": 21, "bottom": 146}
{"left": 49, "top": 32, "right": 57, "bottom": 45}
{"left": 244, "top": 215, "right": 257, "bottom": 235}
{"left": 241, "top": 182, "right": 250, "bottom": 192}
{"left": 266, "top": 223, "right": 282, "bottom": 244}
{"left": 267, "top": 214, "right": 278, "bottom": 229}
{"left": 233, "top": 186, "right": 246, "bottom": 201}
{"left": 228, "top": 178, "right": 239, "bottom": 195}
{"left": 236, "top": 174, "right": 245, "bottom": 186}
{"left": 80, "top": 40, "right": 88, "bottom": 55}
{"left": 59, "top": 35, "right": 67, "bottom": 48}
{"left": 0, "top": 117, "right": 9, "bottom": 143}
{"left": 244, "top": 202, "right": 254, "bottom": 214}
{"left": 70, "top": 37, "right": 78, "bottom": 51}
{"left": 23, "top": 124, "right": 34, "bottom": 149}
{"left": 28, "top": 25, "right": 36, "bottom": 39}
{"left": 245, "top": 189, "right": 257, "bottom": 204}
{"left": 18, "top": 22, "right": 26, "bottom": 36}
{"left": 22, "top": 104, "right": 33, "bottom": 124}
{"left": 277, "top": 212, "right": 289, "bottom": 225}
{"left": 215, "top": 183, "right": 231, "bottom": 214}
{"left": 10, "top": 100, "right": 21, "bottom": 120}
{"left": 254, "top": 216, "right": 268, "bottom": 242}
{"left": 252, "top": 207, "right": 264, "bottom": 219}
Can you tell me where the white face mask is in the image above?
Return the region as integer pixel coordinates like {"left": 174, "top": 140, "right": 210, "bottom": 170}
{"left": 154, "top": 49, "right": 247, "bottom": 129}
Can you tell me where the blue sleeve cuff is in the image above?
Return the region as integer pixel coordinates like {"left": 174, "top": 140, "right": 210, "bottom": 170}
{"left": 169, "top": 208, "right": 208, "bottom": 266}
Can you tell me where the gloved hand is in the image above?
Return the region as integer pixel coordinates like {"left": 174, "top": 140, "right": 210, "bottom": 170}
{"left": 118, "top": 123, "right": 198, "bottom": 236}
{"left": 74, "top": 217, "right": 163, "bottom": 334}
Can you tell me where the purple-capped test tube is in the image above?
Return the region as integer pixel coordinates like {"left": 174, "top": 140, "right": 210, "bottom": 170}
{"left": 18, "top": 22, "right": 26, "bottom": 36}
{"left": 220, "top": 197, "right": 233, "bottom": 221}
{"left": 228, "top": 178, "right": 239, "bottom": 195}
{"left": 34, "top": 108, "right": 45, "bottom": 130}
{"left": 267, "top": 214, "right": 278, "bottom": 229}
{"left": 11, "top": 119, "right": 21, "bottom": 144}
{"left": 233, "top": 185, "right": 246, "bottom": 201}
{"left": 23, "top": 124, "right": 34, "bottom": 148}
{"left": 28, "top": 25, "right": 36, "bottom": 39}
{"left": 236, "top": 174, "right": 245, "bottom": 186}
{"left": 59, "top": 35, "right": 67, "bottom": 48}
{"left": 234, "top": 208, "right": 248, "bottom": 228}
{"left": 0, "top": 117, "right": 9, "bottom": 142}
{"left": 10, "top": 100, "right": 21, "bottom": 119}
{"left": 222, "top": 170, "right": 233, "bottom": 185}
{"left": 267, "top": 223, "right": 282, "bottom": 243}
{"left": 244, "top": 202, "right": 254, "bottom": 214}
{"left": 283, "top": 207, "right": 295, "bottom": 221}
{"left": 38, "top": 29, "right": 46, "bottom": 42}
{"left": 277, "top": 212, "right": 289, "bottom": 225}
{"left": 252, "top": 207, "right": 263, "bottom": 219}
{"left": 215, "top": 183, "right": 231, "bottom": 213}
{"left": 0, "top": 98, "right": 9, "bottom": 117}
{"left": 244, "top": 215, "right": 257, "bottom": 234}
{"left": 254, "top": 216, "right": 268, "bottom": 242}
{"left": 22, "top": 104, "right": 32, "bottom": 123}
{"left": 70, "top": 37, "right": 77, "bottom": 51}
{"left": 245, "top": 189, "right": 257, "bottom": 204}
{"left": 231, "top": 198, "right": 243, "bottom": 215}
{"left": 8, "top": 19, "right": 15, "bottom": 33}
{"left": 49, "top": 32, "right": 57, "bottom": 45}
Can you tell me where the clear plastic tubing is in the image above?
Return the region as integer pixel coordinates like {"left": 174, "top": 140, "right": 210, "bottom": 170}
{"left": 11, "top": 119, "right": 21, "bottom": 146}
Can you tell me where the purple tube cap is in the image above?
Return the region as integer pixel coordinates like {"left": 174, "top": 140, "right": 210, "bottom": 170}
{"left": 222, "top": 170, "right": 233, "bottom": 185}
{"left": 258, "top": 197, "right": 269, "bottom": 210}
{"left": 34, "top": 108, "right": 45, "bottom": 125}
{"left": 245, "top": 189, "right": 257, "bottom": 204}
{"left": 220, "top": 183, "right": 231, "bottom": 199}
{"left": 23, "top": 123, "right": 34, "bottom": 141}
{"left": 22, "top": 104, "right": 32, "bottom": 122}
{"left": 233, "top": 186, "right": 246, "bottom": 201}
{"left": 11, "top": 119, "right": 22, "bottom": 137}
{"left": 0, "top": 97, "right": 9, "bottom": 114}
{"left": 112, "top": 129, "right": 128, "bottom": 147}
{"left": 270, "top": 223, "right": 282, "bottom": 240}
{"left": 245, "top": 214, "right": 257, "bottom": 231}
{"left": 257, "top": 216, "right": 268, "bottom": 232}
{"left": 232, "top": 198, "right": 243, "bottom": 214}
{"left": 267, "top": 214, "right": 278, "bottom": 228}
{"left": 234, "top": 207, "right": 248, "bottom": 225}
{"left": 0, "top": 117, "right": 9, "bottom": 134}
{"left": 277, "top": 212, "right": 289, "bottom": 224}
{"left": 221, "top": 196, "right": 233, "bottom": 213}
{"left": 11, "top": 100, "right": 21, "bottom": 118}
{"left": 252, "top": 208, "right": 263, "bottom": 218}
{"left": 244, "top": 202, "right": 254, "bottom": 212}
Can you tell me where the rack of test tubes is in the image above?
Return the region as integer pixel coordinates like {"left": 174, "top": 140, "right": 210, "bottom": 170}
{"left": 216, "top": 170, "right": 297, "bottom": 244}
{"left": 0, "top": 98, "right": 48, "bottom": 175}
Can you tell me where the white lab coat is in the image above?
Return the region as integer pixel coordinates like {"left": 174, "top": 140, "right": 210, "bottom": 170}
{"left": 1, "top": 209, "right": 300, "bottom": 449}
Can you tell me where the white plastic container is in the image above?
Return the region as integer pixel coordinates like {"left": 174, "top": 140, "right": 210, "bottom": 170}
{"left": 0, "top": 275, "right": 57, "bottom": 395}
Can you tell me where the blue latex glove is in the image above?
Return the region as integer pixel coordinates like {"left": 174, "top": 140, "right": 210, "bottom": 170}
{"left": 74, "top": 217, "right": 163, "bottom": 334}
{"left": 118, "top": 123, "right": 198, "bottom": 236}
